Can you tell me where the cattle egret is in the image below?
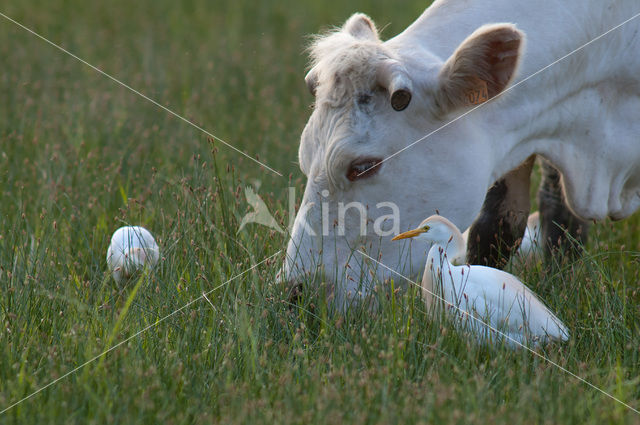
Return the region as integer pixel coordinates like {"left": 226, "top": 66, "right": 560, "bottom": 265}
{"left": 392, "top": 215, "right": 569, "bottom": 346}
{"left": 461, "top": 211, "right": 543, "bottom": 266}
{"left": 106, "top": 226, "right": 160, "bottom": 284}
{"left": 516, "top": 211, "right": 543, "bottom": 263}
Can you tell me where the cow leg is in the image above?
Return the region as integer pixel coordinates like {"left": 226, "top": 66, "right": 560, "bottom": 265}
{"left": 537, "top": 159, "right": 590, "bottom": 257}
{"left": 466, "top": 157, "right": 535, "bottom": 268}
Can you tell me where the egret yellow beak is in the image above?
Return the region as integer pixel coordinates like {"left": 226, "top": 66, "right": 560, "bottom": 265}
{"left": 391, "top": 226, "right": 428, "bottom": 241}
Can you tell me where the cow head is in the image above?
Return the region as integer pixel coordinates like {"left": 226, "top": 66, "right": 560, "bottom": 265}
{"left": 283, "top": 13, "right": 524, "bottom": 307}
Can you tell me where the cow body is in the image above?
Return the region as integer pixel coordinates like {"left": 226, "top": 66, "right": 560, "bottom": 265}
{"left": 284, "top": 0, "right": 640, "bottom": 304}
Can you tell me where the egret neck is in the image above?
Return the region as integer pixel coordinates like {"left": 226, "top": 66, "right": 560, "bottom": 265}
{"left": 424, "top": 226, "right": 466, "bottom": 310}
{"left": 392, "top": 216, "right": 466, "bottom": 309}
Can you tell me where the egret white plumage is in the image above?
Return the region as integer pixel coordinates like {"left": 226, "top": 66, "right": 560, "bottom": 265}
{"left": 518, "top": 211, "right": 543, "bottom": 259}
{"left": 106, "top": 226, "right": 160, "bottom": 284}
{"left": 392, "top": 215, "right": 568, "bottom": 346}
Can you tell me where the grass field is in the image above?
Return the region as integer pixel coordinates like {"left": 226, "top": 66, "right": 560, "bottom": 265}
{"left": 1, "top": 0, "right": 639, "bottom": 423}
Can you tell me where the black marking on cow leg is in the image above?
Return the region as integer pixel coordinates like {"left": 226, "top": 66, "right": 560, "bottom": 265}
{"left": 466, "top": 179, "right": 516, "bottom": 267}
{"left": 538, "top": 160, "right": 590, "bottom": 258}
{"left": 467, "top": 157, "right": 534, "bottom": 268}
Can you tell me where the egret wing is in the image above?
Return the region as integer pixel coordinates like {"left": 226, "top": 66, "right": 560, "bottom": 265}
{"left": 439, "top": 263, "right": 568, "bottom": 343}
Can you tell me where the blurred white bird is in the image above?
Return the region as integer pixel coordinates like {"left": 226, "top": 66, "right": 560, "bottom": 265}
{"left": 106, "top": 226, "right": 160, "bottom": 284}
{"left": 392, "top": 215, "right": 568, "bottom": 346}
{"left": 460, "top": 211, "right": 543, "bottom": 266}
{"left": 517, "top": 211, "right": 543, "bottom": 261}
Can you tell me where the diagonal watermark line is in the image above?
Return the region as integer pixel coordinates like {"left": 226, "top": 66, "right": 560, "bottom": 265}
{"left": 201, "top": 291, "right": 217, "bottom": 310}
{"left": 0, "top": 250, "right": 282, "bottom": 416}
{"left": 357, "top": 250, "right": 640, "bottom": 415}
{"left": 360, "top": 10, "right": 640, "bottom": 176}
{"left": 0, "top": 11, "right": 283, "bottom": 177}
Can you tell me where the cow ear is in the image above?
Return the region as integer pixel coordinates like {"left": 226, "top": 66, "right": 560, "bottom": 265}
{"left": 436, "top": 24, "right": 524, "bottom": 113}
{"left": 343, "top": 13, "right": 379, "bottom": 41}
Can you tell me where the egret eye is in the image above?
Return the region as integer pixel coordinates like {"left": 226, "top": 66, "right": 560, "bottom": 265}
{"left": 346, "top": 158, "right": 382, "bottom": 181}
{"left": 422, "top": 225, "right": 430, "bottom": 231}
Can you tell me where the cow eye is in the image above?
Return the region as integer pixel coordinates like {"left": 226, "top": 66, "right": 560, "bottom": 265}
{"left": 346, "top": 158, "right": 382, "bottom": 181}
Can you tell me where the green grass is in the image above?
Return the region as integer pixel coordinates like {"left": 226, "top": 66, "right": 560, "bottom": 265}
{"left": 1, "top": 0, "right": 640, "bottom": 423}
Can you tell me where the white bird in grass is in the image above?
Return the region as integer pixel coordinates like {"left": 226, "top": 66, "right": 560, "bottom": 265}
{"left": 518, "top": 211, "right": 543, "bottom": 261}
{"left": 106, "top": 226, "right": 160, "bottom": 284}
{"left": 392, "top": 215, "right": 569, "bottom": 346}
{"left": 460, "top": 211, "right": 543, "bottom": 265}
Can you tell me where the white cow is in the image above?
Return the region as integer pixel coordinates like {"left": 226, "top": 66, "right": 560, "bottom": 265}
{"left": 283, "top": 0, "right": 640, "bottom": 306}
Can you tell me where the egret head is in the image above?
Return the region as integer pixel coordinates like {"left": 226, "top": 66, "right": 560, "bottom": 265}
{"left": 106, "top": 226, "right": 160, "bottom": 284}
{"left": 391, "top": 215, "right": 460, "bottom": 245}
